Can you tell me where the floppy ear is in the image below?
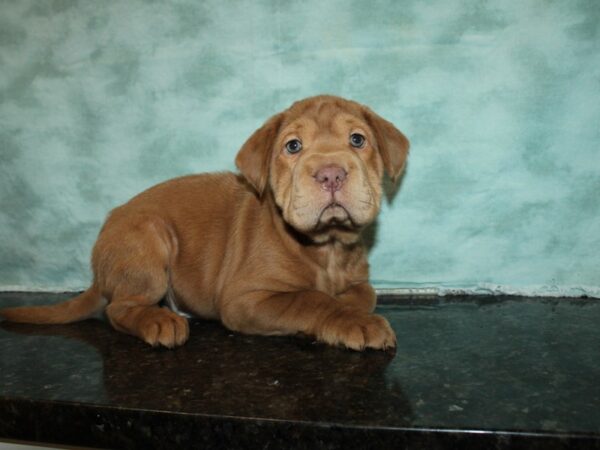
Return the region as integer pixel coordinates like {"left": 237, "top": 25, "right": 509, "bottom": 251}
{"left": 235, "top": 113, "right": 284, "bottom": 196}
{"left": 363, "top": 107, "right": 410, "bottom": 182}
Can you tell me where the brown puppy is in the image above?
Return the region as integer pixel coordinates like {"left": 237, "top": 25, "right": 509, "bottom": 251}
{"left": 0, "top": 95, "right": 409, "bottom": 351}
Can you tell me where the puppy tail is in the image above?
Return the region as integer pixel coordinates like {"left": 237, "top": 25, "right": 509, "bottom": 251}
{"left": 0, "top": 286, "right": 106, "bottom": 324}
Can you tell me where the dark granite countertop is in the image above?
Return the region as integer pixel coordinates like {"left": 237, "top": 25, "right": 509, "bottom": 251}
{"left": 1, "top": 292, "right": 599, "bottom": 449}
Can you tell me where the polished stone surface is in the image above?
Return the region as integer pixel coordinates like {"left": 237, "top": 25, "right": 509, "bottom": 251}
{"left": 1, "top": 293, "right": 599, "bottom": 449}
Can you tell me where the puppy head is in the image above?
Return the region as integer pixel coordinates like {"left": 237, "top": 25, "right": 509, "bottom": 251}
{"left": 236, "top": 95, "right": 409, "bottom": 244}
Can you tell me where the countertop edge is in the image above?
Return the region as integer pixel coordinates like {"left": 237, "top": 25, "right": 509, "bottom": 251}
{"left": 1, "top": 397, "right": 599, "bottom": 450}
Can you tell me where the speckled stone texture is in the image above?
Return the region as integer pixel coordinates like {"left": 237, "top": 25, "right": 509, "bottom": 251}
{"left": 1, "top": 293, "right": 599, "bottom": 449}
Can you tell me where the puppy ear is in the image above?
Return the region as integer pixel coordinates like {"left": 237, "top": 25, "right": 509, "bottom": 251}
{"left": 235, "top": 113, "right": 284, "bottom": 196}
{"left": 363, "top": 107, "right": 410, "bottom": 182}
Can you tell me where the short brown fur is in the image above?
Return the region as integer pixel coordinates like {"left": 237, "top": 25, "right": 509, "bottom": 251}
{"left": 0, "top": 96, "right": 409, "bottom": 351}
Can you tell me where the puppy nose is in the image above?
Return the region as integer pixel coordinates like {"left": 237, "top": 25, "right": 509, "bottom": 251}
{"left": 315, "top": 165, "right": 347, "bottom": 192}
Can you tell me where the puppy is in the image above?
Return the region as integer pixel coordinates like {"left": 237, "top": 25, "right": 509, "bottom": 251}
{"left": 1, "top": 95, "right": 409, "bottom": 351}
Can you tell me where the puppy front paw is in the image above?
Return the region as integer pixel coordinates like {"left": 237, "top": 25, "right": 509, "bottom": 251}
{"left": 318, "top": 309, "right": 396, "bottom": 351}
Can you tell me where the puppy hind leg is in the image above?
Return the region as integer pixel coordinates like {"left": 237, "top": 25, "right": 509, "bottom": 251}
{"left": 96, "top": 215, "right": 189, "bottom": 348}
{"left": 101, "top": 253, "right": 189, "bottom": 348}
{"left": 106, "top": 283, "right": 190, "bottom": 348}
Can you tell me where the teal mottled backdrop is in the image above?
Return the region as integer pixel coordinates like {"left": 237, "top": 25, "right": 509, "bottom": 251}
{"left": 0, "top": 0, "right": 599, "bottom": 296}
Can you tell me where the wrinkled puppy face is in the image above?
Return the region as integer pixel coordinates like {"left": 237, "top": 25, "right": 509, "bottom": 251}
{"left": 271, "top": 101, "right": 384, "bottom": 243}
{"left": 236, "top": 96, "right": 409, "bottom": 244}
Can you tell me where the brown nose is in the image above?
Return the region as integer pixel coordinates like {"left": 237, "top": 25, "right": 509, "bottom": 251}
{"left": 315, "top": 165, "right": 347, "bottom": 192}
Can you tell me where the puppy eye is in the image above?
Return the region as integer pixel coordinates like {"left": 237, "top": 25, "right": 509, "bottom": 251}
{"left": 350, "top": 133, "right": 366, "bottom": 148}
{"left": 285, "top": 139, "right": 302, "bottom": 154}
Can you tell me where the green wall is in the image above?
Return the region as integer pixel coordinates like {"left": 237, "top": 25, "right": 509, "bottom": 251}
{"left": 1, "top": 0, "right": 599, "bottom": 296}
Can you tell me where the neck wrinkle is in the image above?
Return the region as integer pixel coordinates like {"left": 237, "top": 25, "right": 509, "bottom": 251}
{"left": 265, "top": 189, "right": 363, "bottom": 268}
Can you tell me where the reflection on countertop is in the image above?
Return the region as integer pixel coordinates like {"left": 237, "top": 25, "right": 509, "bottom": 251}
{"left": 1, "top": 292, "right": 599, "bottom": 449}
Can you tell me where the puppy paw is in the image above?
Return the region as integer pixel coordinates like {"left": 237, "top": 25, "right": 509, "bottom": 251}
{"left": 138, "top": 308, "right": 190, "bottom": 348}
{"left": 318, "top": 309, "right": 396, "bottom": 351}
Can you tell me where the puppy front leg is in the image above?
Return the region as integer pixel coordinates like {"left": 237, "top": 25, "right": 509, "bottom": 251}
{"left": 337, "top": 282, "right": 377, "bottom": 313}
{"left": 220, "top": 290, "right": 395, "bottom": 351}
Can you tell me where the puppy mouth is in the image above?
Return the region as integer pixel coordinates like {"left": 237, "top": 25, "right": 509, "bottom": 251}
{"left": 316, "top": 202, "right": 353, "bottom": 228}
